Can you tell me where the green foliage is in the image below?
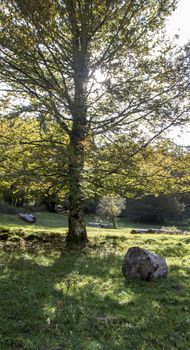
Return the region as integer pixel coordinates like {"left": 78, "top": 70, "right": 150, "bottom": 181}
{"left": 1, "top": 118, "right": 190, "bottom": 210}
{"left": 97, "top": 195, "right": 126, "bottom": 228}
{"left": 0, "top": 216, "right": 190, "bottom": 349}
{"left": 90, "top": 138, "right": 190, "bottom": 197}
{"left": 0, "top": 201, "right": 18, "bottom": 215}
{"left": 125, "top": 194, "right": 186, "bottom": 224}
{"left": 0, "top": 118, "right": 69, "bottom": 205}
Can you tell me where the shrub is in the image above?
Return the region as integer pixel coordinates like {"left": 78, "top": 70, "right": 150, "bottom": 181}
{"left": 97, "top": 196, "right": 126, "bottom": 228}
{"left": 0, "top": 201, "right": 18, "bottom": 215}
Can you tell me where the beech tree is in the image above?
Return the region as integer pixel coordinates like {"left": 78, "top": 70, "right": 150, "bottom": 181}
{"left": 0, "top": 0, "right": 189, "bottom": 242}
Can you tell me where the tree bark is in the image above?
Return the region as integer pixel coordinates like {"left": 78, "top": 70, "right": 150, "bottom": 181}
{"left": 66, "top": 126, "right": 87, "bottom": 243}
{"left": 66, "top": 56, "right": 88, "bottom": 243}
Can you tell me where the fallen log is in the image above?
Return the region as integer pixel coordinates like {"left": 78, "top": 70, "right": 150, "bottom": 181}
{"left": 88, "top": 222, "right": 113, "bottom": 228}
{"left": 89, "top": 222, "right": 102, "bottom": 228}
{"left": 131, "top": 228, "right": 183, "bottom": 234}
{"left": 101, "top": 223, "right": 113, "bottom": 228}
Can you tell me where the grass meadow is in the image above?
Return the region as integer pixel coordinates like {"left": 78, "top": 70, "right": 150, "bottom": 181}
{"left": 0, "top": 212, "right": 190, "bottom": 350}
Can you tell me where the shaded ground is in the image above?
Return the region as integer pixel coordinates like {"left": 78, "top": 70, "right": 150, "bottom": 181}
{"left": 0, "top": 223, "right": 190, "bottom": 350}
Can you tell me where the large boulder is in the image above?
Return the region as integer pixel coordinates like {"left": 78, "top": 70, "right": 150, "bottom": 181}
{"left": 122, "top": 247, "right": 168, "bottom": 281}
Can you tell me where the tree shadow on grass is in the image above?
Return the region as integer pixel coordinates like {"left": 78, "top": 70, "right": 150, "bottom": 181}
{"left": 0, "top": 238, "right": 190, "bottom": 350}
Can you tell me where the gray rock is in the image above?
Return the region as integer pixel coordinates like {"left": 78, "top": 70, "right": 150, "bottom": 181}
{"left": 19, "top": 213, "right": 36, "bottom": 223}
{"left": 122, "top": 247, "right": 168, "bottom": 281}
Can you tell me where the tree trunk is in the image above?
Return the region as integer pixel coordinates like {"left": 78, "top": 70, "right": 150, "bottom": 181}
{"left": 65, "top": 68, "right": 88, "bottom": 243}
{"left": 65, "top": 13, "right": 89, "bottom": 243}
{"left": 112, "top": 216, "right": 117, "bottom": 229}
{"left": 66, "top": 129, "right": 87, "bottom": 243}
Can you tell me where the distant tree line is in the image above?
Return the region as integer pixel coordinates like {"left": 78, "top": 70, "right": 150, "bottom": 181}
{"left": 0, "top": 117, "right": 190, "bottom": 224}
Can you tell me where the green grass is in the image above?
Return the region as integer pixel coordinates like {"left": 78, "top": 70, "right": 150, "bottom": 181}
{"left": 1, "top": 212, "right": 182, "bottom": 234}
{"left": 0, "top": 213, "right": 190, "bottom": 349}
{"left": 0, "top": 212, "right": 68, "bottom": 233}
